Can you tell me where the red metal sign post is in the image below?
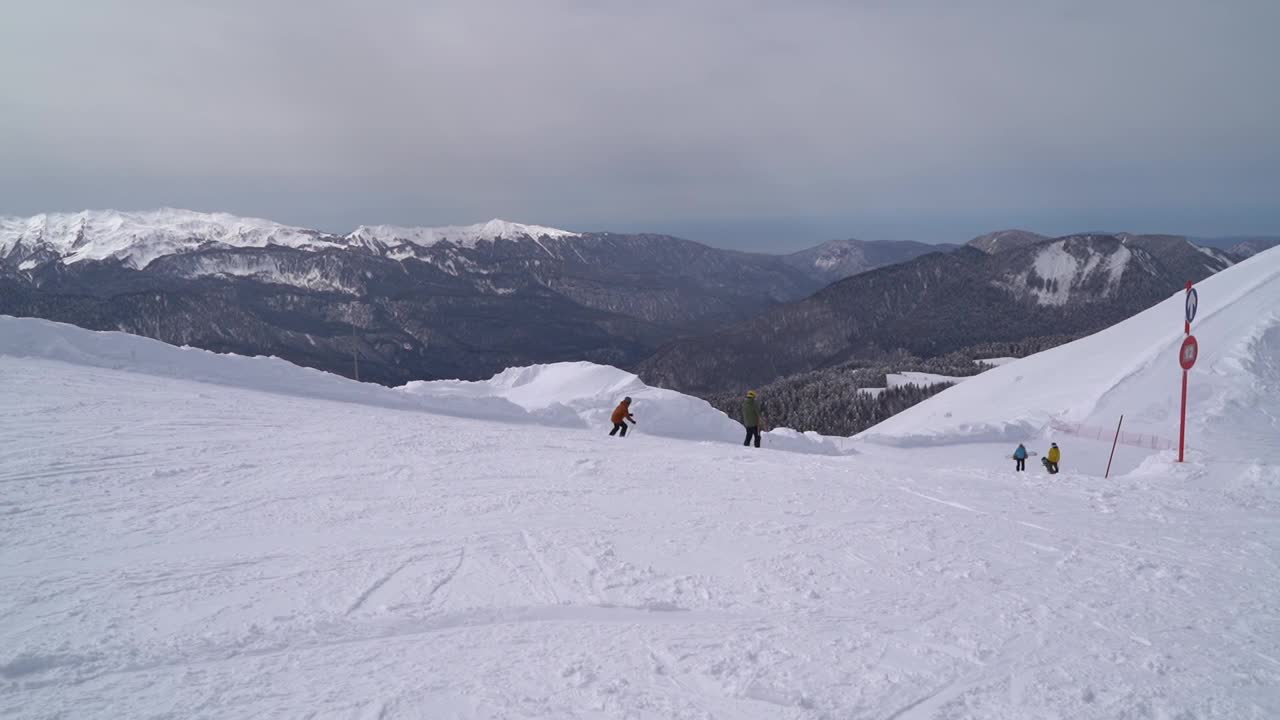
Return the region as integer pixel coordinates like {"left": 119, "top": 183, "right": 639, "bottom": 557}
{"left": 1178, "top": 281, "right": 1199, "bottom": 462}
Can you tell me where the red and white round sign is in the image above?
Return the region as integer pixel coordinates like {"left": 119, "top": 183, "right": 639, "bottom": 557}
{"left": 1179, "top": 335, "right": 1199, "bottom": 370}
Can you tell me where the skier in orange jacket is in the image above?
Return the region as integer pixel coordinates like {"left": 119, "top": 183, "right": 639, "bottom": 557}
{"left": 609, "top": 397, "right": 636, "bottom": 437}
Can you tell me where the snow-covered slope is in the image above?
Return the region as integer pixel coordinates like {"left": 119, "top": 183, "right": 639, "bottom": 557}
{"left": 0, "top": 315, "right": 581, "bottom": 428}
{"left": 994, "top": 238, "right": 1131, "bottom": 306}
{"left": 0, "top": 317, "right": 847, "bottom": 455}
{"left": 2, "top": 285, "right": 1279, "bottom": 717}
{"left": 862, "top": 245, "right": 1280, "bottom": 455}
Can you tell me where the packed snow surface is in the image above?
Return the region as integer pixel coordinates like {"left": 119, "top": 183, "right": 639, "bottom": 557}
{"left": 3, "top": 248, "right": 1279, "bottom": 718}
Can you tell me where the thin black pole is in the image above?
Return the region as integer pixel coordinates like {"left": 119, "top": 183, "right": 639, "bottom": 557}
{"left": 1105, "top": 414, "right": 1123, "bottom": 479}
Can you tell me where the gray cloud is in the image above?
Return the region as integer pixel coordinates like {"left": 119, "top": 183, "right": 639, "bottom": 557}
{"left": 2, "top": 0, "right": 1277, "bottom": 248}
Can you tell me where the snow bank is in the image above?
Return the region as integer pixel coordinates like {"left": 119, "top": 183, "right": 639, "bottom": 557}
{"left": 860, "top": 245, "right": 1280, "bottom": 453}
{"left": 401, "top": 362, "right": 855, "bottom": 455}
{"left": 0, "top": 318, "right": 850, "bottom": 454}
{"left": 0, "top": 316, "right": 579, "bottom": 427}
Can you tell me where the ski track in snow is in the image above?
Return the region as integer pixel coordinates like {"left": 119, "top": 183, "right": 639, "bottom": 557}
{"left": 1, "top": 357, "right": 1277, "bottom": 718}
{"left": 899, "top": 487, "right": 982, "bottom": 513}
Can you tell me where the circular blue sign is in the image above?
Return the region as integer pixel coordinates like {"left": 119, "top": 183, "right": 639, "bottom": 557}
{"left": 1185, "top": 287, "right": 1198, "bottom": 325}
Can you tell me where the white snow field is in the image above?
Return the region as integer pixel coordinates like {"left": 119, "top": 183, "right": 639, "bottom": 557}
{"left": 2, "top": 249, "right": 1279, "bottom": 719}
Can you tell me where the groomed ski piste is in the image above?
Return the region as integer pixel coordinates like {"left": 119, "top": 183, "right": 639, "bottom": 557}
{"left": 2, "top": 247, "right": 1278, "bottom": 719}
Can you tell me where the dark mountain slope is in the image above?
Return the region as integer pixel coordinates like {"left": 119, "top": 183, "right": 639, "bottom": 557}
{"left": 637, "top": 235, "right": 1231, "bottom": 395}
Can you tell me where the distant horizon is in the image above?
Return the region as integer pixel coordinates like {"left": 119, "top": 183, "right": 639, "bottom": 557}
{"left": 4, "top": 2, "right": 1276, "bottom": 255}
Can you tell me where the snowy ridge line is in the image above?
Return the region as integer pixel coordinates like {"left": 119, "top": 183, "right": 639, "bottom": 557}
{"left": 346, "top": 218, "right": 580, "bottom": 252}
{"left": 1, "top": 209, "right": 581, "bottom": 269}
{"left": 0, "top": 316, "right": 856, "bottom": 455}
{"left": 0, "top": 315, "right": 582, "bottom": 429}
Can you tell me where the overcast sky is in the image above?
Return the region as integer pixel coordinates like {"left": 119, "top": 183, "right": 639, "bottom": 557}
{"left": 2, "top": 0, "right": 1277, "bottom": 249}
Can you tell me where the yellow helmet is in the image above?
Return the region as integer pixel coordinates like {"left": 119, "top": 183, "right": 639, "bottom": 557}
{"left": 746, "top": 390, "right": 756, "bottom": 398}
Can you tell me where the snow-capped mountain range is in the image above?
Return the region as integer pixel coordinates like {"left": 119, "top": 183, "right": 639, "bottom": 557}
{"left": 2, "top": 209, "right": 944, "bottom": 385}
{"left": 0, "top": 208, "right": 1245, "bottom": 394}
{"left": 0, "top": 209, "right": 583, "bottom": 270}
{"left": 348, "top": 219, "right": 580, "bottom": 254}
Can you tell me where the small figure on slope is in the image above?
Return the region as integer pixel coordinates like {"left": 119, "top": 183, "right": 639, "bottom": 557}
{"left": 1013, "top": 443, "right": 1028, "bottom": 472}
{"left": 742, "top": 390, "right": 764, "bottom": 448}
{"left": 609, "top": 397, "right": 636, "bottom": 437}
{"left": 1042, "top": 442, "right": 1061, "bottom": 474}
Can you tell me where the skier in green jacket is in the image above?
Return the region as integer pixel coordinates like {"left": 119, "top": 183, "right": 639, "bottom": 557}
{"left": 742, "top": 390, "right": 764, "bottom": 448}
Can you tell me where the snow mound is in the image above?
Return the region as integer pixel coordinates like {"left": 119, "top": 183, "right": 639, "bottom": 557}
{"left": 0, "top": 317, "right": 849, "bottom": 455}
{"left": 401, "top": 362, "right": 854, "bottom": 455}
{"left": 860, "top": 246, "right": 1280, "bottom": 462}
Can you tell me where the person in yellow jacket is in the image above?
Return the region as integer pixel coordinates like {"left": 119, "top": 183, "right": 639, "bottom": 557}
{"left": 1042, "top": 442, "right": 1061, "bottom": 474}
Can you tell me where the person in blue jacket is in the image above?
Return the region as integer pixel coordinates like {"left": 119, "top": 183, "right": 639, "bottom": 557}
{"left": 1013, "top": 443, "right": 1028, "bottom": 472}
